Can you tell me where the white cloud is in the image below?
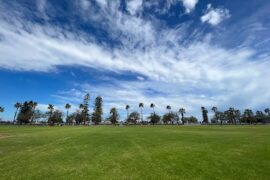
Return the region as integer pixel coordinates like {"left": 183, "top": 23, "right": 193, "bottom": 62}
{"left": 36, "top": 0, "right": 49, "bottom": 19}
{"left": 201, "top": 4, "right": 230, "bottom": 26}
{"left": 137, "top": 76, "right": 145, "bottom": 81}
{"left": 80, "top": 0, "right": 91, "bottom": 10}
{"left": 181, "top": 0, "right": 198, "bottom": 13}
{"left": 37, "top": 103, "right": 78, "bottom": 114}
{"left": 126, "top": 0, "right": 143, "bottom": 15}
{"left": 149, "top": 0, "right": 198, "bottom": 14}
{"left": 95, "top": 0, "right": 107, "bottom": 7}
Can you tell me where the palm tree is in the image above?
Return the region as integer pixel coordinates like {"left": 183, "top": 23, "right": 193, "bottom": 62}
{"left": 228, "top": 107, "right": 236, "bottom": 124}
{"left": 13, "top": 102, "right": 21, "bottom": 122}
{"left": 235, "top": 110, "right": 241, "bottom": 124}
{"left": 265, "top": 108, "right": 270, "bottom": 116}
{"left": 48, "top": 104, "right": 54, "bottom": 112}
{"left": 79, "top": 104, "right": 85, "bottom": 124}
{"left": 31, "top": 102, "right": 38, "bottom": 124}
{"left": 211, "top": 107, "right": 217, "bottom": 112}
{"left": 65, "top": 104, "right": 71, "bottom": 124}
{"left": 179, "top": 108, "right": 186, "bottom": 124}
{"left": 243, "top": 109, "right": 254, "bottom": 124}
{"left": 139, "top": 103, "right": 144, "bottom": 123}
{"left": 109, "top": 107, "right": 119, "bottom": 125}
{"left": 84, "top": 93, "right": 90, "bottom": 101}
{"left": 150, "top": 103, "right": 155, "bottom": 114}
{"left": 201, "top": 107, "right": 209, "bottom": 124}
{"left": 211, "top": 106, "right": 218, "bottom": 123}
{"left": 166, "top": 105, "right": 171, "bottom": 113}
{"left": 0, "top": 106, "right": 4, "bottom": 113}
{"left": 79, "top": 103, "right": 84, "bottom": 110}
{"left": 125, "top": 105, "right": 130, "bottom": 121}
{"left": 0, "top": 106, "right": 4, "bottom": 121}
{"left": 48, "top": 104, "right": 54, "bottom": 124}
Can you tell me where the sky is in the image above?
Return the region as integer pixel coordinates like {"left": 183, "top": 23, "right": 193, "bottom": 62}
{"left": 0, "top": 0, "right": 270, "bottom": 121}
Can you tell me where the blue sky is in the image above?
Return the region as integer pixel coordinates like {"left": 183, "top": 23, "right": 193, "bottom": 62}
{"left": 0, "top": 0, "right": 270, "bottom": 121}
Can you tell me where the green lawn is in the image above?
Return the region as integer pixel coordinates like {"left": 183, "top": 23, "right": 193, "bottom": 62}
{"left": 0, "top": 125, "right": 270, "bottom": 180}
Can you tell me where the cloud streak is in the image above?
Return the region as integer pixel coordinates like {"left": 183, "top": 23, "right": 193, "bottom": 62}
{"left": 201, "top": 4, "right": 230, "bottom": 26}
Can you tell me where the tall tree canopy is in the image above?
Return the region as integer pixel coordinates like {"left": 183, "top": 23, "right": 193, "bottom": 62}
{"left": 48, "top": 110, "right": 63, "bottom": 125}
{"left": 201, "top": 107, "right": 209, "bottom": 124}
{"left": 92, "top": 96, "right": 103, "bottom": 125}
{"left": 148, "top": 113, "right": 160, "bottom": 124}
{"left": 127, "top": 111, "right": 140, "bottom": 124}
{"left": 108, "top": 108, "right": 119, "bottom": 125}
{"left": 162, "top": 112, "right": 179, "bottom": 124}
{"left": 17, "top": 101, "right": 35, "bottom": 124}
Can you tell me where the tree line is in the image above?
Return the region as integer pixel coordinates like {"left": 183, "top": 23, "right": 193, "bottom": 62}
{"left": 0, "top": 94, "right": 270, "bottom": 125}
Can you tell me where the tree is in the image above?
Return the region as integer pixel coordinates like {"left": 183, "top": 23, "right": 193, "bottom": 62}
{"left": 166, "top": 105, "right": 171, "bottom": 113}
{"left": 201, "top": 107, "right": 209, "bottom": 124}
{"left": 77, "top": 104, "right": 85, "bottom": 124}
{"left": 17, "top": 101, "right": 35, "bottom": 124}
{"left": 79, "top": 104, "right": 84, "bottom": 111}
{"left": 188, "top": 116, "right": 198, "bottom": 124}
{"left": 13, "top": 102, "right": 21, "bottom": 122}
{"left": 0, "top": 106, "right": 4, "bottom": 112}
{"left": 30, "top": 102, "right": 38, "bottom": 124}
{"left": 48, "top": 110, "right": 63, "bottom": 124}
{"left": 83, "top": 93, "right": 90, "bottom": 124}
{"left": 127, "top": 111, "right": 140, "bottom": 124}
{"left": 0, "top": 106, "right": 4, "bottom": 120}
{"left": 243, "top": 109, "right": 254, "bottom": 124}
{"left": 78, "top": 93, "right": 91, "bottom": 125}
{"left": 109, "top": 108, "right": 119, "bottom": 125}
{"left": 229, "top": 107, "right": 236, "bottom": 124}
{"left": 65, "top": 104, "right": 71, "bottom": 124}
{"left": 139, "top": 103, "right": 144, "bottom": 122}
{"left": 265, "top": 108, "right": 270, "bottom": 116}
{"left": 148, "top": 113, "right": 160, "bottom": 124}
{"left": 211, "top": 107, "right": 218, "bottom": 123}
{"left": 66, "top": 112, "right": 77, "bottom": 124}
{"left": 183, "top": 116, "right": 198, "bottom": 124}
{"left": 125, "top": 105, "right": 130, "bottom": 122}
{"left": 179, "top": 108, "right": 186, "bottom": 124}
{"left": 219, "top": 112, "right": 226, "bottom": 125}
{"left": 33, "top": 110, "right": 47, "bottom": 123}
{"left": 150, "top": 103, "right": 155, "bottom": 114}
{"left": 265, "top": 108, "right": 270, "bottom": 123}
{"left": 74, "top": 110, "right": 84, "bottom": 124}
{"left": 224, "top": 107, "right": 236, "bottom": 124}
{"left": 47, "top": 104, "right": 54, "bottom": 125}
{"left": 92, "top": 96, "right": 103, "bottom": 125}
{"left": 162, "top": 112, "right": 179, "bottom": 124}
{"left": 255, "top": 111, "right": 265, "bottom": 123}
{"left": 234, "top": 110, "right": 241, "bottom": 124}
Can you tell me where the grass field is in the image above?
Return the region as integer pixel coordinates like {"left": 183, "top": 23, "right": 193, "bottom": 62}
{"left": 0, "top": 125, "right": 270, "bottom": 180}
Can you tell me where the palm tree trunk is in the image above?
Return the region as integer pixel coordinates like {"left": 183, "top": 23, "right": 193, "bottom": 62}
{"left": 30, "top": 107, "right": 36, "bottom": 125}
{"left": 13, "top": 109, "right": 18, "bottom": 122}
{"left": 66, "top": 110, "right": 69, "bottom": 124}
{"left": 126, "top": 110, "right": 129, "bottom": 122}
{"left": 141, "top": 108, "right": 143, "bottom": 123}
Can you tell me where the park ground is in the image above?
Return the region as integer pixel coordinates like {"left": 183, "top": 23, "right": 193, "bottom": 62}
{"left": 0, "top": 125, "right": 270, "bottom": 180}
